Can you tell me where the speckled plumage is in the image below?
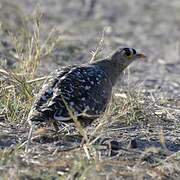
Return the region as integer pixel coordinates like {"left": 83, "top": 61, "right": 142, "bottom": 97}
{"left": 28, "top": 47, "right": 145, "bottom": 126}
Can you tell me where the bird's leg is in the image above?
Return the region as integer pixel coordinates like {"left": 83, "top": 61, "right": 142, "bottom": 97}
{"left": 47, "top": 119, "right": 59, "bottom": 132}
{"left": 52, "top": 121, "right": 59, "bottom": 132}
{"left": 25, "top": 124, "right": 35, "bottom": 152}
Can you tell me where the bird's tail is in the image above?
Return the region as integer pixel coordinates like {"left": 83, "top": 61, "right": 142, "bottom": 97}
{"left": 27, "top": 110, "right": 50, "bottom": 125}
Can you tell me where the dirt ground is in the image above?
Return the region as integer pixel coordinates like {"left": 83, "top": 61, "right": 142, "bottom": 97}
{"left": 0, "top": 0, "right": 180, "bottom": 179}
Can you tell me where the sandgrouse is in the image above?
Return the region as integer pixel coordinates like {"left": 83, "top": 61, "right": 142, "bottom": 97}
{"left": 28, "top": 47, "right": 146, "bottom": 127}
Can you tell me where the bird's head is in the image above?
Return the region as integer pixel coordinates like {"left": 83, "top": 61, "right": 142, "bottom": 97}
{"left": 111, "top": 47, "right": 146, "bottom": 69}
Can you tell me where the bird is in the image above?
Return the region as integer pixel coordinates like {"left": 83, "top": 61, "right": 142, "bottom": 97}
{"left": 27, "top": 47, "right": 146, "bottom": 128}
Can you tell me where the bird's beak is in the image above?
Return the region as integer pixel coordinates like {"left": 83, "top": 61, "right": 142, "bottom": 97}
{"left": 135, "top": 53, "right": 147, "bottom": 59}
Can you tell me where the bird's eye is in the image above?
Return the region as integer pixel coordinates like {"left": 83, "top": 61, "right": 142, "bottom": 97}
{"left": 123, "top": 48, "right": 133, "bottom": 58}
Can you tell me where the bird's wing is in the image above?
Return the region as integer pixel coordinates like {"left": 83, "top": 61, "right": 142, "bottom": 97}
{"left": 30, "top": 65, "right": 76, "bottom": 112}
{"left": 43, "top": 65, "right": 112, "bottom": 121}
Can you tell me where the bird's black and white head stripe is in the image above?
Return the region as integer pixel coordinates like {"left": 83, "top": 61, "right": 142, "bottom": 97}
{"left": 121, "top": 48, "right": 136, "bottom": 57}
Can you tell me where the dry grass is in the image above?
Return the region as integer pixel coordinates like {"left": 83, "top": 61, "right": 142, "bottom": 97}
{"left": 0, "top": 9, "right": 61, "bottom": 123}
